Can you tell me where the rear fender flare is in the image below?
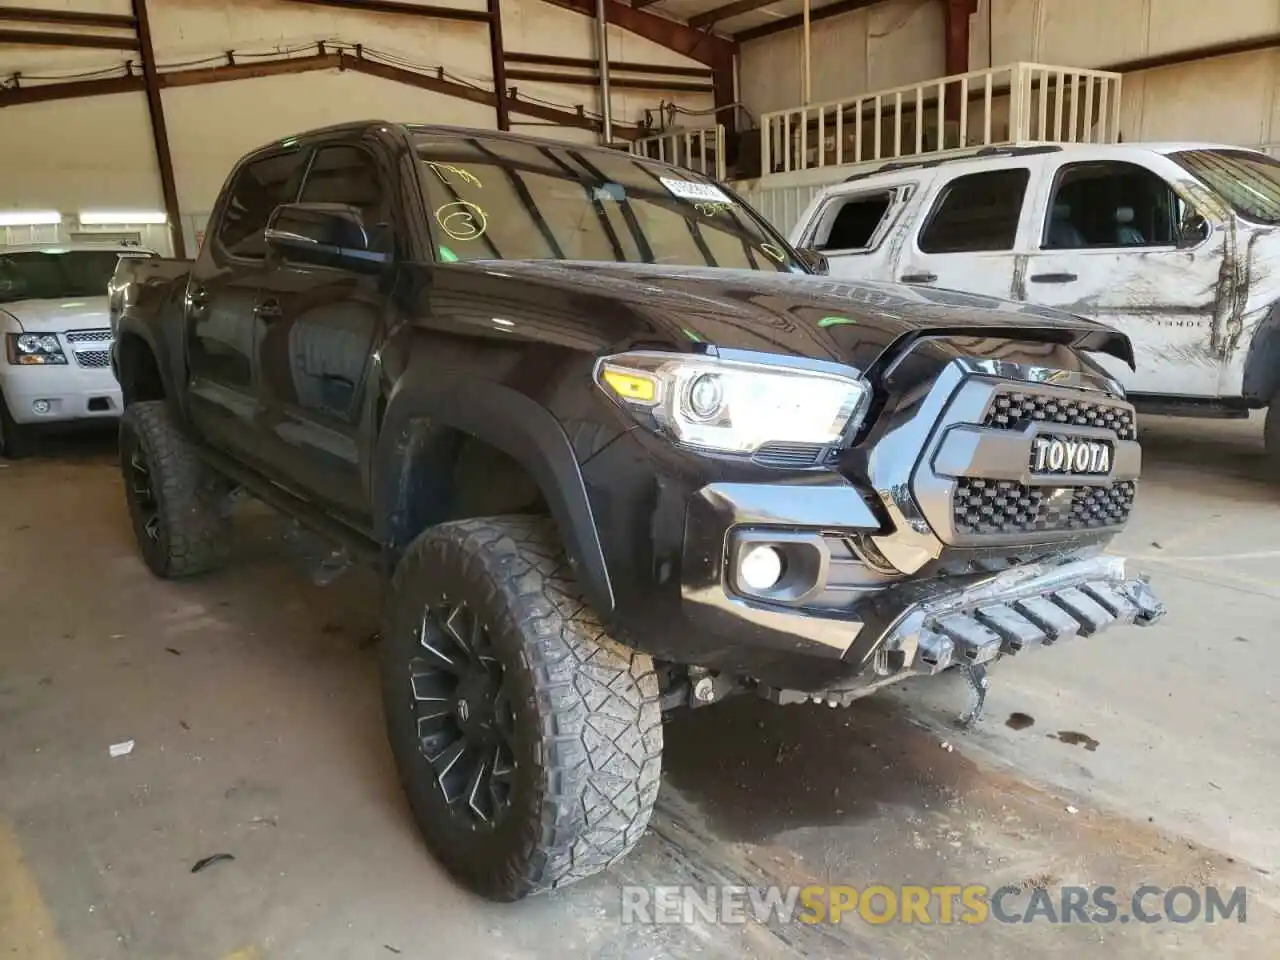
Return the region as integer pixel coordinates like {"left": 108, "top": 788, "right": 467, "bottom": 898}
{"left": 373, "top": 377, "right": 615, "bottom": 618}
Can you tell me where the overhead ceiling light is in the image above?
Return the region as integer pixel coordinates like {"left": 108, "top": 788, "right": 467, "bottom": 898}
{"left": 78, "top": 211, "right": 168, "bottom": 225}
{"left": 0, "top": 211, "right": 62, "bottom": 226}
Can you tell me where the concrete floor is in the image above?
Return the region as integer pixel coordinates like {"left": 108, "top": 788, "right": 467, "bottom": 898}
{"left": 0, "top": 415, "right": 1277, "bottom": 959}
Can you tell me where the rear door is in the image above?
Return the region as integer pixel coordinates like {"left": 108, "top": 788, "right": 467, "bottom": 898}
{"left": 185, "top": 147, "right": 309, "bottom": 463}
{"left": 254, "top": 142, "right": 393, "bottom": 523}
{"left": 1019, "top": 155, "right": 1223, "bottom": 396}
{"left": 895, "top": 162, "right": 1036, "bottom": 299}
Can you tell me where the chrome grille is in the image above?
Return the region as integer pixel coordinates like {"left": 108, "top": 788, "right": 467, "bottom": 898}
{"left": 953, "top": 479, "right": 1136, "bottom": 536}
{"left": 985, "top": 390, "right": 1136, "bottom": 441}
{"left": 74, "top": 349, "right": 112, "bottom": 368}
{"left": 66, "top": 329, "right": 112, "bottom": 344}
{"left": 66, "top": 329, "right": 114, "bottom": 369}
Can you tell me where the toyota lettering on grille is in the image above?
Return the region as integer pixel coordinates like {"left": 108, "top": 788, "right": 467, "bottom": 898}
{"left": 1031, "top": 436, "right": 1113, "bottom": 475}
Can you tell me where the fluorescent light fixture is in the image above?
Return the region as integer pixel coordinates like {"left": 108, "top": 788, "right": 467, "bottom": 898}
{"left": 78, "top": 210, "right": 168, "bottom": 225}
{"left": 0, "top": 211, "right": 62, "bottom": 226}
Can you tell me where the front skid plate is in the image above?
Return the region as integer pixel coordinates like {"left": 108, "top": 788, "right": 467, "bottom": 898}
{"left": 889, "top": 556, "right": 1165, "bottom": 677}
{"left": 765, "top": 556, "right": 1166, "bottom": 707}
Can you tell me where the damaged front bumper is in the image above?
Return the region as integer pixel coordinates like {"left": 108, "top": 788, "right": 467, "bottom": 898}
{"left": 760, "top": 554, "right": 1166, "bottom": 709}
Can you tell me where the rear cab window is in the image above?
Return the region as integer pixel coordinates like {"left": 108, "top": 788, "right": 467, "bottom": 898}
{"left": 917, "top": 168, "right": 1031, "bottom": 253}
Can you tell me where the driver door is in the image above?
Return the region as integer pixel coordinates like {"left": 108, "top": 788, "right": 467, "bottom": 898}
{"left": 254, "top": 142, "right": 392, "bottom": 524}
{"left": 1019, "top": 157, "right": 1224, "bottom": 396}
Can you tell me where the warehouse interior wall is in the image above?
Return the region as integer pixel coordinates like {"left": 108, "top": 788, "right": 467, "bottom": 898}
{"left": 0, "top": 0, "right": 715, "bottom": 249}
{"left": 739, "top": 0, "right": 1279, "bottom": 153}
{"left": 975, "top": 0, "right": 1280, "bottom": 150}
{"left": 738, "top": 0, "right": 945, "bottom": 119}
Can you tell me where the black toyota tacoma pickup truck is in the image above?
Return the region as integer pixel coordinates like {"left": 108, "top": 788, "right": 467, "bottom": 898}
{"left": 110, "top": 121, "right": 1164, "bottom": 901}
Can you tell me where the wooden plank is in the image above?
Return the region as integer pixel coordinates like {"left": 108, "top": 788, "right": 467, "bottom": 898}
{"left": 275, "top": 0, "right": 490, "bottom": 23}
{"left": 0, "top": 6, "right": 135, "bottom": 29}
{"left": 0, "top": 28, "right": 138, "bottom": 50}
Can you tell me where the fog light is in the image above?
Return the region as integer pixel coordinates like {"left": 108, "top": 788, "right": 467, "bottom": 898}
{"left": 31, "top": 399, "right": 51, "bottom": 415}
{"left": 739, "top": 545, "right": 784, "bottom": 591}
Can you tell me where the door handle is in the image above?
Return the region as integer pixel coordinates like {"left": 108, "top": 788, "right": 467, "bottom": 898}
{"left": 1029, "top": 272, "right": 1078, "bottom": 283}
{"left": 254, "top": 299, "right": 283, "bottom": 321}
{"left": 899, "top": 272, "right": 937, "bottom": 284}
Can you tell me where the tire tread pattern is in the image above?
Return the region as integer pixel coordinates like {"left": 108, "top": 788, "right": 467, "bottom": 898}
{"left": 386, "top": 515, "right": 662, "bottom": 899}
{"left": 121, "top": 400, "right": 231, "bottom": 578}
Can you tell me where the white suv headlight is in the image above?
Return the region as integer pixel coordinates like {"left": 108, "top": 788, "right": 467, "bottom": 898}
{"left": 594, "top": 350, "right": 870, "bottom": 456}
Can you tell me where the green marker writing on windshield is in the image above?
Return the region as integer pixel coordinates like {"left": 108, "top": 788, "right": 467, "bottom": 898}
{"left": 818, "top": 315, "right": 855, "bottom": 328}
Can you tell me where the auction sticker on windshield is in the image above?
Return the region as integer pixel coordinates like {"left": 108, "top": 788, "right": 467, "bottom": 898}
{"left": 660, "top": 177, "right": 732, "bottom": 205}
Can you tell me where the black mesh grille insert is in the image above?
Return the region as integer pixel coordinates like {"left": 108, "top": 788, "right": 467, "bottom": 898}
{"left": 953, "top": 479, "right": 1136, "bottom": 536}
{"left": 985, "top": 391, "right": 1136, "bottom": 440}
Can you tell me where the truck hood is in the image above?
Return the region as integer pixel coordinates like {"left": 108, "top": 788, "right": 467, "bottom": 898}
{"left": 449, "top": 261, "right": 1134, "bottom": 370}
{"left": 0, "top": 296, "right": 111, "bottom": 334}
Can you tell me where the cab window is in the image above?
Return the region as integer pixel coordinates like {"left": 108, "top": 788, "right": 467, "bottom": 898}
{"left": 918, "top": 169, "right": 1030, "bottom": 253}
{"left": 216, "top": 149, "right": 308, "bottom": 259}
{"left": 810, "top": 189, "right": 899, "bottom": 253}
{"left": 1042, "top": 161, "right": 1180, "bottom": 249}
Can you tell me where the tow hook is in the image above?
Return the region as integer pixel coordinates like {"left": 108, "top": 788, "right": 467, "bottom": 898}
{"left": 957, "top": 661, "right": 990, "bottom": 729}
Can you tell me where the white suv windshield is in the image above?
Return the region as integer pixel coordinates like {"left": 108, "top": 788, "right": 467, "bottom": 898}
{"left": 1170, "top": 149, "right": 1280, "bottom": 225}
{"left": 0, "top": 249, "right": 121, "bottom": 303}
{"left": 412, "top": 133, "right": 801, "bottom": 272}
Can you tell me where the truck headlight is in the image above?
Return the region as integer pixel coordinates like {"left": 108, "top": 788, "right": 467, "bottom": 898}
{"left": 6, "top": 333, "right": 68, "bottom": 366}
{"left": 594, "top": 350, "right": 870, "bottom": 455}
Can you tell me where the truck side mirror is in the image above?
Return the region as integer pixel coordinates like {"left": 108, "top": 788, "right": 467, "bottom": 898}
{"left": 1177, "top": 211, "right": 1209, "bottom": 248}
{"left": 795, "top": 246, "right": 830, "bottom": 275}
{"left": 264, "top": 203, "right": 390, "bottom": 271}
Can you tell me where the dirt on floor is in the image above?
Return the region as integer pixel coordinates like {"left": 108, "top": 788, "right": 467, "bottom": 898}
{"left": 0, "top": 430, "right": 1275, "bottom": 959}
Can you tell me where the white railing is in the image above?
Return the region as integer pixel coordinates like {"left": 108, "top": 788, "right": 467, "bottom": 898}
{"left": 759, "top": 62, "right": 1122, "bottom": 183}
{"left": 631, "top": 125, "right": 726, "bottom": 181}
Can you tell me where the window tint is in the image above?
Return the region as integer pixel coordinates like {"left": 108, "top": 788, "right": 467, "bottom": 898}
{"left": 1044, "top": 161, "right": 1180, "bottom": 249}
{"left": 217, "top": 150, "right": 306, "bottom": 259}
{"left": 298, "top": 145, "right": 391, "bottom": 252}
{"left": 817, "top": 192, "right": 893, "bottom": 251}
{"left": 918, "top": 169, "right": 1029, "bottom": 253}
{"left": 0, "top": 250, "right": 121, "bottom": 303}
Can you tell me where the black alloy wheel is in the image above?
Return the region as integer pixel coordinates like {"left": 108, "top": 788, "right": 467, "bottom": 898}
{"left": 410, "top": 598, "right": 518, "bottom": 829}
{"left": 126, "top": 444, "right": 162, "bottom": 544}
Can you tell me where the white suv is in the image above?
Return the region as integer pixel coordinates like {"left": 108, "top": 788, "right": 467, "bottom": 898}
{"left": 0, "top": 243, "right": 157, "bottom": 457}
{"left": 789, "top": 143, "right": 1280, "bottom": 467}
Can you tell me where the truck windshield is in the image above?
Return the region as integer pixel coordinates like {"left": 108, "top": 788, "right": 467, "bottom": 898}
{"left": 0, "top": 249, "right": 122, "bottom": 303}
{"left": 413, "top": 133, "right": 802, "bottom": 272}
{"left": 1169, "top": 149, "right": 1280, "bottom": 224}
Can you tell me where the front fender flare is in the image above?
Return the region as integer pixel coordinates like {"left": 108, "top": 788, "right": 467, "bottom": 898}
{"left": 373, "top": 377, "right": 615, "bottom": 618}
{"left": 1242, "top": 299, "right": 1280, "bottom": 405}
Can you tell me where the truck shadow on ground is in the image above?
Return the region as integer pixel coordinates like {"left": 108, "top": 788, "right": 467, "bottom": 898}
{"left": 661, "top": 691, "right": 981, "bottom": 844}
{"left": 1137, "top": 414, "right": 1271, "bottom": 490}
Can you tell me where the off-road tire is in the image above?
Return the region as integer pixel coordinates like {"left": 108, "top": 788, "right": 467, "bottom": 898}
{"left": 119, "top": 400, "right": 232, "bottom": 578}
{"left": 0, "top": 389, "right": 32, "bottom": 459}
{"left": 381, "top": 515, "right": 663, "bottom": 901}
